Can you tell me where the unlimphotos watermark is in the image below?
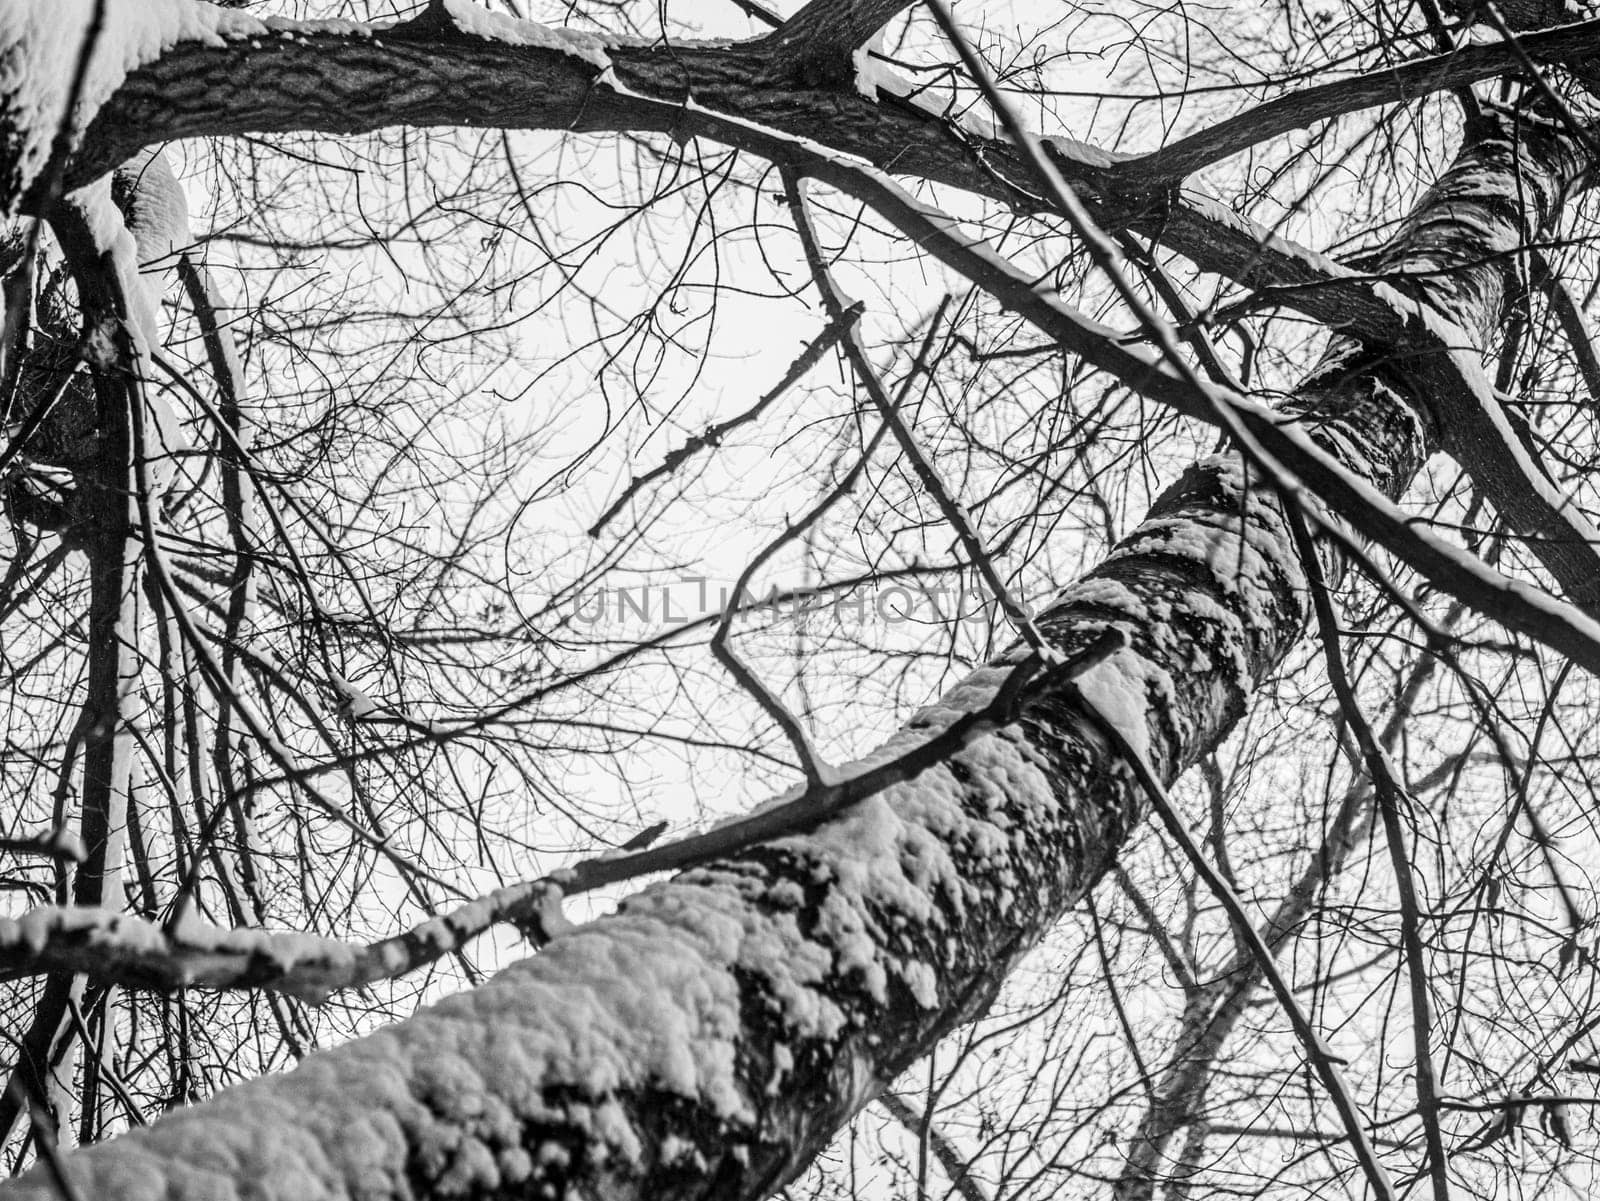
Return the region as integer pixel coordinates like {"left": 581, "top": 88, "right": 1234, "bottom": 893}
{"left": 567, "top": 578, "right": 1035, "bottom": 629}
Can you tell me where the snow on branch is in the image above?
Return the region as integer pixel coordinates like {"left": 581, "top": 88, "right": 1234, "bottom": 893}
{"left": 758, "top": 0, "right": 913, "bottom": 84}
{"left": 0, "top": 882, "right": 581, "bottom": 1003}
{"left": 0, "top": 0, "right": 1460, "bottom": 364}
{"left": 1, "top": 0, "right": 614, "bottom": 210}
{"left": 629, "top": 67, "right": 1600, "bottom": 676}
{"left": 0, "top": 630, "right": 1133, "bottom": 1002}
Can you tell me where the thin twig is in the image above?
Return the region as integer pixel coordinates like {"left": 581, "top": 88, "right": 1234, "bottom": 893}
{"left": 707, "top": 299, "right": 941, "bottom": 787}
{"left": 1068, "top": 671, "right": 1397, "bottom": 1200}
{"left": 786, "top": 175, "right": 1058, "bottom": 661}
{"left": 1528, "top": 249, "right": 1600, "bottom": 413}
{"left": 1286, "top": 503, "right": 1450, "bottom": 1201}
{"left": 589, "top": 304, "right": 862, "bottom": 537}
{"left": 0, "top": 629, "right": 1127, "bottom": 1003}
{"left": 878, "top": 1091, "right": 991, "bottom": 1201}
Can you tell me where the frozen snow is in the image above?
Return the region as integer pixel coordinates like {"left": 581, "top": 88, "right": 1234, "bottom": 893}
{"left": 438, "top": 0, "right": 611, "bottom": 69}
{"left": 331, "top": 674, "right": 379, "bottom": 718}
{"left": 1071, "top": 648, "right": 1153, "bottom": 763}
{"left": 0, "top": 1, "right": 265, "bottom": 206}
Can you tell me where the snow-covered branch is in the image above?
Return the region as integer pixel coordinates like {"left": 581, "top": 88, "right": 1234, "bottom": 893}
{"left": 5, "top": 0, "right": 1555, "bottom": 360}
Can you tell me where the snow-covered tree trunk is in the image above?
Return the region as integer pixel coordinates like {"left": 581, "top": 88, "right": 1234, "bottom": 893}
{"left": 0, "top": 89, "right": 1581, "bottom": 1200}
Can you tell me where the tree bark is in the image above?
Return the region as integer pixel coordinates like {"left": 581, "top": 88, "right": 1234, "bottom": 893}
{"left": 0, "top": 99, "right": 1583, "bottom": 1201}
{"left": 15, "top": 1, "right": 1591, "bottom": 348}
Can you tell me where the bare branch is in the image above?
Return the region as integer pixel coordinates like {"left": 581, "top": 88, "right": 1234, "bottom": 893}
{"left": 786, "top": 176, "right": 1057, "bottom": 660}
{"left": 1067, "top": 666, "right": 1398, "bottom": 1201}
{"left": 0, "top": 631, "right": 1130, "bottom": 1003}
{"left": 14, "top": 3, "right": 1453, "bottom": 350}
{"left": 588, "top": 304, "right": 862, "bottom": 537}
{"left": 1288, "top": 503, "right": 1450, "bottom": 1201}
{"left": 879, "top": 1090, "right": 992, "bottom": 1201}
{"left": 1113, "top": 14, "right": 1600, "bottom": 188}
{"left": 1529, "top": 248, "right": 1600, "bottom": 411}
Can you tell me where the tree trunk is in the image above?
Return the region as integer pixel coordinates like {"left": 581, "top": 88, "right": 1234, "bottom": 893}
{"left": 0, "top": 102, "right": 1581, "bottom": 1201}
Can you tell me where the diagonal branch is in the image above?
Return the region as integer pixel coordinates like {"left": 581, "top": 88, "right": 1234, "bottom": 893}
{"left": 878, "top": 1090, "right": 991, "bottom": 1201}
{"left": 589, "top": 303, "right": 862, "bottom": 536}
{"left": 785, "top": 176, "right": 1057, "bottom": 660}
{"left": 1529, "top": 248, "right": 1600, "bottom": 411}
{"left": 1288, "top": 505, "right": 1450, "bottom": 1201}
{"left": 0, "top": 106, "right": 1576, "bottom": 1201}
{"left": 1064, "top": 667, "right": 1398, "bottom": 1201}
{"left": 0, "top": 630, "right": 1129, "bottom": 1004}
{"left": 1112, "top": 14, "right": 1600, "bottom": 188}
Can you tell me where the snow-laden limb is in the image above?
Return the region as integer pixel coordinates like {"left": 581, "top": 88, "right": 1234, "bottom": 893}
{"left": 0, "top": 0, "right": 1469, "bottom": 359}
{"left": 0, "top": 614, "right": 1278, "bottom": 1201}
{"left": 1379, "top": 285, "right": 1600, "bottom": 613}
{"left": 0, "top": 361, "right": 1381, "bottom": 1201}
{"left": 1097, "top": 114, "right": 1600, "bottom": 617}
{"left": 0, "top": 630, "right": 1126, "bottom": 1005}
{"left": 0, "top": 907, "right": 366, "bottom": 1000}
{"left": 433, "top": 0, "right": 610, "bottom": 67}
{"left": 1, "top": 10, "right": 1596, "bottom": 1201}
{"left": 330, "top": 673, "right": 380, "bottom": 719}
{"left": 0, "top": 0, "right": 613, "bottom": 211}
{"left": 0, "top": 884, "right": 566, "bottom": 1003}
{"left": 11, "top": 0, "right": 1594, "bottom": 396}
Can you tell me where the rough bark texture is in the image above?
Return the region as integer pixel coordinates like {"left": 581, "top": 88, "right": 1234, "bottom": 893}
{"left": 757, "top": 0, "right": 908, "bottom": 84}
{"left": 0, "top": 102, "right": 1582, "bottom": 1201}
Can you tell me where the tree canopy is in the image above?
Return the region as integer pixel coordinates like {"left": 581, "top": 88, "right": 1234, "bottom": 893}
{"left": 3, "top": 1, "right": 1600, "bottom": 1199}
